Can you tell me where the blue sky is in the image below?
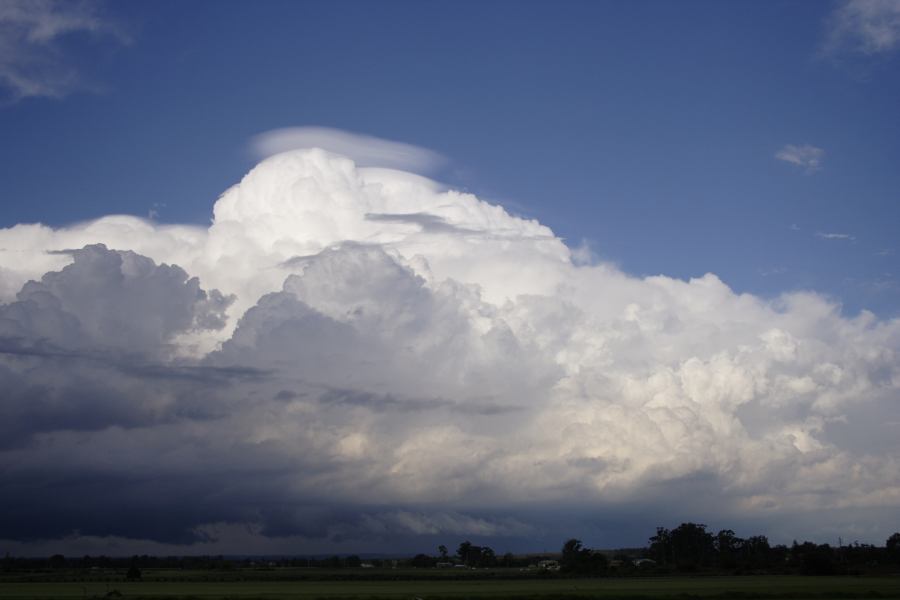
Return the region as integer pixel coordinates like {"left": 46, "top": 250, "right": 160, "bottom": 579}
{"left": 2, "top": 0, "right": 898, "bottom": 315}
{"left": 2, "top": 1, "right": 900, "bottom": 555}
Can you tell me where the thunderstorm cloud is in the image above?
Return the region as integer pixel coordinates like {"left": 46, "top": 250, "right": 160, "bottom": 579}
{"left": 1, "top": 145, "right": 898, "bottom": 554}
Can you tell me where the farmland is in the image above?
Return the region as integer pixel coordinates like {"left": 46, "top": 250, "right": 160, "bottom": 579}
{"left": 1, "top": 571, "right": 898, "bottom": 600}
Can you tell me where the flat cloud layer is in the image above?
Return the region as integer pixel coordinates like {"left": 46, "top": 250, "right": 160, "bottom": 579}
{"left": 1, "top": 149, "right": 899, "bottom": 553}
{"left": 251, "top": 127, "right": 446, "bottom": 174}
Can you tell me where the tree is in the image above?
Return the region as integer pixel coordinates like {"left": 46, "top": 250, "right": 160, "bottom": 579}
{"left": 743, "top": 535, "right": 771, "bottom": 569}
{"left": 457, "top": 541, "right": 473, "bottom": 565}
{"left": 345, "top": 555, "right": 362, "bottom": 568}
{"left": 886, "top": 533, "right": 900, "bottom": 563}
{"left": 561, "top": 538, "right": 587, "bottom": 573}
{"left": 410, "top": 553, "right": 434, "bottom": 568}
{"left": 560, "top": 538, "right": 607, "bottom": 575}
{"left": 649, "top": 527, "right": 673, "bottom": 565}
{"left": 792, "top": 542, "right": 836, "bottom": 575}
{"left": 126, "top": 565, "right": 142, "bottom": 581}
{"left": 669, "top": 523, "right": 715, "bottom": 571}
{"left": 715, "top": 529, "right": 744, "bottom": 569}
{"left": 437, "top": 545, "right": 448, "bottom": 561}
{"left": 478, "top": 546, "right": 497, "bottom": 568}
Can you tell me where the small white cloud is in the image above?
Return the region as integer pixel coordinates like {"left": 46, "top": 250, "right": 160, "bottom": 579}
{"left": 250, "top": 126, "right": 446, "bottom": 174}
{"left": 823, "top": 0, "right": 900, "bottom": 56}
{"left": 817, "top": 231, "right": 856, "bottom": 241}
{"left": 0, "top": 0, "right": 128, "bottom": 103}
{"left": 775, "top": 144, "right": 825, "bottom": 173}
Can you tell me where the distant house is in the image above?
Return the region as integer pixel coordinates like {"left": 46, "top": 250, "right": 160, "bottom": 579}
{"left": 538, "top": 559, "right": 560, "bottom": 571}
{"left": 632, "top": 558, "right": 656, "bottom": 567}
{"left": 436, "top": 562, "right": 454, "bottom": 568}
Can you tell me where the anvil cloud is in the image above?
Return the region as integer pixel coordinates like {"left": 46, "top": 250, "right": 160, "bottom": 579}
{"left": 1, "top": 149, "right": 898, "bottom": 554}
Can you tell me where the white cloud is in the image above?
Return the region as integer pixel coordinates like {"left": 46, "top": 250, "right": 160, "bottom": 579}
{"left": 250, "top": 126, "right": 446, "bottom": 174}
{"left": 0, "top": 137, "right": 898, "bottom": 550}
{"left": 817, "top": 231, "right": 856, "bottom": 240}
{"left": 0, "top": 0, "right": 127, "bottom": 103}
{"left": 824, "top": 0, "right": 900, "bottom": 56}
{"left": 775, "top": 144, "right": 825, "bottom": 172}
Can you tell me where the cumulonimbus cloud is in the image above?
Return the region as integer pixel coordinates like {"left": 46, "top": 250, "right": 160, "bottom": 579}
{"left": 0, "top": 138, "right": 898, "bottom": 554}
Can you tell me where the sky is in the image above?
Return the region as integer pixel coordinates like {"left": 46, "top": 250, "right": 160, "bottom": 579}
{"left": 0, "top": 0, "right": 899, "bottom": 556}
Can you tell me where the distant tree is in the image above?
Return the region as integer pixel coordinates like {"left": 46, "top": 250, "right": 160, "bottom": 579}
{"left": 792, "top": 541, "right": 837, "bottom": 575}
{"left": 478, "top": 546, "right": 497, "bottom": 568}
{"left": 843, "top": 541, "right": 879, "bottom": 569}
{"left": 345, "top": 555, "right": 362, "bottom": 568}
{"left": 669, "top": 523, "right": 715, "bottom": 571}
{"left": 126, "top": 565, "right": 142, "bottom": 581}
{"left": 886, "top": 533, "right": 900, "bottom": 563}
{"left": 742, "top": 535, "right": 772, "bottom": 569}
{"left": 649, "top": 527, "right": 673, "bottom": 565}
{"left": 438, "top": 545, "right": 449, "bottom": 561}
{"left": 49, "top": 554, "right": 65, "bottom": 569}
{"left": 560, "top": 538, "right": 607, "bottom": 575}
{"left": 457, "top": 541, "right": 473, "bottom": 565}
{"left": 715, "top": 529, "right": 744, "bottom": 569}
{"left": 561, "top": 538, "right": 588, "bottom": 573}
{"left": 410, "top": 553, "right": 434, "bottom": 568}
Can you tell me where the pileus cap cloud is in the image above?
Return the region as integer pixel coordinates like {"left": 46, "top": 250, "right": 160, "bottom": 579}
{"left": 250, "top": 126, "right": 446, "bottom": 174}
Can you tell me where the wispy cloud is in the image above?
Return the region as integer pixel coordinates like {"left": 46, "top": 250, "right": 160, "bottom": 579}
{"left": 0, "top": 0, "right": 128, "bottom": 104}
{"left": 775, "top": 144, "right": 825, "bottom": 173}
{"left": 364, "top": 212, "right": 475, "bottom": 235}
{"left": 759, "top": 266, "right": 788, "bottom": 277}
{"left": 817, "top": 231, "right": 856, "bottom": 241}
{"left": 250, "top": 126, "right": 446, "bottom": 174}
{"left": 823, "top": 0, "right": 900, "bottom": 57}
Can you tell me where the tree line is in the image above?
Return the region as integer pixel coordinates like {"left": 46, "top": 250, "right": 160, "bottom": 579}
{"left": 556, "top": 523, "right": 900, "bottom": 576}
{"left": 4, "top": 526, "right": 899, "bottom": 577}
{"left": 643, "top": 523, "right": 900, "bottom": 575}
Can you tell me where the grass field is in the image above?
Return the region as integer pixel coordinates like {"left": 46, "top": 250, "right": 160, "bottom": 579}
{"left": 1, "top": 575, "right": 898, "bottom": 600}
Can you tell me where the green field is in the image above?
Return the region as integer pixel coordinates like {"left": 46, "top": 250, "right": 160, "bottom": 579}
{"left": 1, "top": 575, "right": 899, "bottom": 600}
